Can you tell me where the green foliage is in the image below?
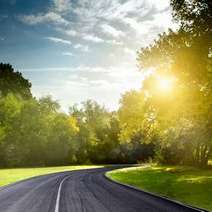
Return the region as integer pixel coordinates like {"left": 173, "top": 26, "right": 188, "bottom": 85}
{"left": 118, "top": 90, "right": 158, "bottom": 162}
{"left": 69, "top": 100, "right": 122, "bottom": 164}
{"left": 133, "top": 0, "right": 212, "bottom": 167}
{"left": 0, "top": 0, "right": 211, "bottom": 168}
{"left": 0, "top": 63, "right": 32, "bottom": 99}
{"left": 0, "top": 94, "right": 78, "bottom": 167}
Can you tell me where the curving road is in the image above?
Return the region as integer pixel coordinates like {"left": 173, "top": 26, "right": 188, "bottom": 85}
{"left": 0, "top": 167, "right": 204, "bottom": 212}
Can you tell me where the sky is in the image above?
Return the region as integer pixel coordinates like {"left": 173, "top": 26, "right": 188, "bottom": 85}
{"left": 0, "top": 0, "right": 176, "bottom": 112}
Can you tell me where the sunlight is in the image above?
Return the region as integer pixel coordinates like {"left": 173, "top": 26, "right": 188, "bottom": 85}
{"left": 157, "top": 76, "right": 175, "bottom": 92}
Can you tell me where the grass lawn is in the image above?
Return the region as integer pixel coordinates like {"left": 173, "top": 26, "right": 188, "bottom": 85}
{"left": 0, "top": 165, "right": 102, "bottom": 187}
{"left": 107, "top": 165, "right": 212, "bottom": 211}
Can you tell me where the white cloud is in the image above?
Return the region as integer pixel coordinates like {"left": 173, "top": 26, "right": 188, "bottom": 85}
{"left": 109, "top": 53, "right": 115, "bottom": 57}
{"left": 65, "top": 30, "right": 78, "bottom": 37}
{"left": 101, "top": 24, "right": 124, "bottom": 38}
{"left": 62, "top": 28, "right": 124, "bottom": 47}
{"left": 45, "top": 36, "right": 72, "bottom": 45}
{"left": 74, "top": 44, "right": 90, "bottom": 52}
{"left": 106, "top": 39, "right": 123, "bottom": 46}
{"left": 25, "top": 63, "right": 143, "bottom": 112}
{"left": 63, "top": 29, "right": 123, "bottom": 46}
{"left": 19, "top": 0, "right": 72, "bottom": 25}
{"left": 148, "top": 0, "right": 170, "bottom": 11}
{"left": 18, "top": 0, "right": 178, "bottom": 112}
{"left": 54, "top": 0, "right": 71, "bottom": 12}
{"left": 123, "top": 17, "right": 149, "bottom": 35}
{"left": 151, "top": 11, "right": 177, "bottom": 29}
{"left": 19, "top": 12, "right": 68, "bottom": 25}
{"left": 71, "top": 0, "right": 147, "bottom": 23}
{"left": 124, "top": 47, "right": 136, "bottom": 58}
{"left": 18, "top": 0, "right": 176, "bottom": 48}
{"left": 74, "top": 44, "right": 83, "bottom": 49}
{"left": 82, "top": 34, "right": 104, "bottom": 43}
{"left": 62, "top": 52, "right": 73, "bottom": 56}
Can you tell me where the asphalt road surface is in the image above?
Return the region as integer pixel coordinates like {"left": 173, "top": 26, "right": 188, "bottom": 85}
{"left": 0, "top": 167, "right": 204, "bottom": 212}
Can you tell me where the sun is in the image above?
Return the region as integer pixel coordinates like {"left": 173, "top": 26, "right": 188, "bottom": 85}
{"left": 157, "top": 76, "right": 174, "bottom": 92}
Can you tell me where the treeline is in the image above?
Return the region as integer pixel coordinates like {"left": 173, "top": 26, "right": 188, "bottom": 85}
{"left": 0, "top": 0, "right": 211, "bottom": 168}
{"left": 0, "top": 64, "right": 154, "bottom": 167}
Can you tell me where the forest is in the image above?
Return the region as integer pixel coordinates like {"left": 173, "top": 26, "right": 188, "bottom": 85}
{"left": 0, "top": 0, "right": 211, "bottom": 168}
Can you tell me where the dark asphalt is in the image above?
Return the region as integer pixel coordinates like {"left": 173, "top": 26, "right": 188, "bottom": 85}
{"left": 0, "top": 167, "right": 204, "bottom": 212}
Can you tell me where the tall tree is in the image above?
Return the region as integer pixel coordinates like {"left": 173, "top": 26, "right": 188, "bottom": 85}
{"left": 0, "top": 63, "right": 32, "bottom": 99}
{"left": 136, "top": 0, "right": 212, "bottom": 166}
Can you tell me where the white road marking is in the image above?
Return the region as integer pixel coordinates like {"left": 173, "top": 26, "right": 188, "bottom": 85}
{"left": 55, "top": 175, "right": 71, "bottom": 212}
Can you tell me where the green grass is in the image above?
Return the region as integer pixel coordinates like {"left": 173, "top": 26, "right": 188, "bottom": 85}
{"left": 0, "top": 165, "right": 102, "bottom": 186}
{"left": 107, "top": 165, "right": 212, "bottom": 211}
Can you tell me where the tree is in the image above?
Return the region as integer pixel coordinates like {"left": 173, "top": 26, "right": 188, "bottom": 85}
{"left": 136, "top": 0, "right": 212, "bottom": 167}
{"left": 0, "top": 63, "right": 32, "bottom": 99}
{"left": 0, "top": 94, "right": 79, "bottom": 167}
{"left": 69, "top": 100, "right": 123, "bottom": 164}
{"left": 45, "top": 113, "right": 79, "bottom": 166}
{"left": 118, "top": 90, "right": 158, "bottom": 162}
{"left": 0, "top": 94, "right": 23, "bottom": 166}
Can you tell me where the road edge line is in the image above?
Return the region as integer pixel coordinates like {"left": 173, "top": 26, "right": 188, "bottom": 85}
{"left": 55, "top": 175, "right": 71, "bottom": 212}
{"left": 104, "top": 172, "right": 208, "bottom": 212}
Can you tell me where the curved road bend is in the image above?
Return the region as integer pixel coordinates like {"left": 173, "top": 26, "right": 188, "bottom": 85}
{"left": 0, "top": 167, "right": 204, "bottom": 212}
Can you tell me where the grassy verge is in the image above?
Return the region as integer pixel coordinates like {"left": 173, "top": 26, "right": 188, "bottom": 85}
{"left": 0, "top": 165, "right": 102, "bottom": 186}
{"left": 107, "top": 165, "right": 212, "bottom": 211}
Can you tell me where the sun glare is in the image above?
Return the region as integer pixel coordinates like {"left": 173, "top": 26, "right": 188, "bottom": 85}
{"left": 157, "top": 76, "right": 174, "bottom": 92}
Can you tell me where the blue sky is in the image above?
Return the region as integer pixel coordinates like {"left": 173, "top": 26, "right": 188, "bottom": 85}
{"left": 0, "top": 0, "right": 176, "bottom": 111}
